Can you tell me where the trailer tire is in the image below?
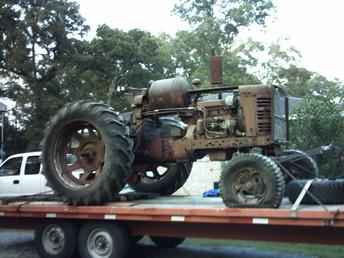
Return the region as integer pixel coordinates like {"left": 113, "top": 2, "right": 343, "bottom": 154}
{"left": 129, "top": 162, "right": 192, "bottom": 195}
{"left": 220, "top": 153, "right": 285, "bottom": 208}
{"left": 42, "top": 101, "right": 134, "bottom": 205}
{"left": 150, "top": 236, "right": 185, "bottom": 248}
{"left": 280, "top": 149, "right": 319, "bottom": 182}
{"left": 78, "top": 222, "right": 129, "bottom": 258}
{"left": 35, "top": 222, "right": 78, "bottom": 258}
{"left": 286, "top": 179, "right": 344, "bottom": 205}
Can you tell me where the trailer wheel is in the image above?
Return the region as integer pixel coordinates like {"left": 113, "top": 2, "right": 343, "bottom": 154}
{"left": 220, "top": 153, "right": 285, "bottom": 208}
{"left": 287, "top": 179, "right": 344, "bottom": 205}
{"left": 35, "top": 222, "right": 78, "bottom": 258}
{"left": 280, "top": 149, "right": 319, "bottom": 182}
{"left": 150, "top": 236, "right": 185, "bottom": 248}
{"left": 42, "top": 101, "right": 134, "bottom": 205}
{"left": 129, "top": 162, "right": 192, "bottom": 195}
{"left": 78, "top": 222, "right": 129, "bottom": 258}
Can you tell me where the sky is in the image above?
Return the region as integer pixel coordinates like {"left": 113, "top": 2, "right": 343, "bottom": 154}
{"left": 76, "top": 0, "right": 344, "bottom": 82}
{"left": 1, "top": 1, "right": 343, "bottom": 139}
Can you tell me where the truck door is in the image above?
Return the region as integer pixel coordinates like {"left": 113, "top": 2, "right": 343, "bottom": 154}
{"left": 22, "top": 155, "right": 45, "bottom": 195}
{"left": 0, "top": 156, "right": 23, "bottom": 197}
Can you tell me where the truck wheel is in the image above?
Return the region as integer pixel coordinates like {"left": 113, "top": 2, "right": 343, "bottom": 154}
{"left": 129, "top": 162, "right": 192, "bottom": 195}
{"left": 35, "top": 222, "right": 78, "bottom": 258}
{"left": 220, "top": 153, "right": 285, "bottom": 208}
{"left": 42, "top": 101, "right": 134, "bottom": 205}
{"left": 150, "top": 236, "right": 185, "bottom": 248}
{"left": 280, "top": 149, "right": 319, "bottom": 182}
{"left": 287, "top": 179, "right": 344, "bottom": 205}
{"left": 78, "top": 222, "right": 129, "bottom": 258}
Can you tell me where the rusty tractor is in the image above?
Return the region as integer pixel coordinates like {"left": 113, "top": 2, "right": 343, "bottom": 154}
{"left": 42, "top": 57, "right": 318, "bottom": 208}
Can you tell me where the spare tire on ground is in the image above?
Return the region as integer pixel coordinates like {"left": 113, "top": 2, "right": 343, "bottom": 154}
{"left": 286, "top": 179, "right": 344, "bottom": 205}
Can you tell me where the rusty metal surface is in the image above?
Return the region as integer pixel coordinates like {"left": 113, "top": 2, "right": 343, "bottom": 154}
{"left": 239, "top": 85, "right": 273, "bottom": 137}
{"left": 0, "top": 196, "right": 343, "bottom": 228}
{"left": 0, "top": 197, "right": 344, "bottom": 246}
{"left": 148, "top": 78, "right": 192, "bottom": 110}
{"left": 210, "top": 56, "right": 223, "bottom": 86}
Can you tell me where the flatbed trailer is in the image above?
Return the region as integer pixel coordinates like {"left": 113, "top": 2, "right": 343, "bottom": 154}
{"left": 0, "top": 195, "right": 343, "bottom": 258}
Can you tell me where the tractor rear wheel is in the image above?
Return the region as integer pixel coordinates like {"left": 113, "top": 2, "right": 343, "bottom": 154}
{"left": 280, "top": 149, "right": 319, "bottom": 182}
{"left": 129, "top": 162, "right": 192, "bottom": 195}
{"left": 42, "top": 101, "right": 134, "bottom": 205}
{"left": 220, "top": 153, "right": 285, "bottom": 208}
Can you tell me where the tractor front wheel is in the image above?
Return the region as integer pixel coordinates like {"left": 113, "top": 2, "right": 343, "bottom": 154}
{"left": 220, "top": 153, "right": 285, "bottom": 208}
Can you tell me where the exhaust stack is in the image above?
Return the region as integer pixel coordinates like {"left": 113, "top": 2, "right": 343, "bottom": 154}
{"left": 210, "top": 56, "right": 223, "bottom": 87}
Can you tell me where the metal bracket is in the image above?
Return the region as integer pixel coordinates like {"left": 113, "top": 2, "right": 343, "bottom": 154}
{"left": 291, "top": 179, "right": 314, "bottom": 212}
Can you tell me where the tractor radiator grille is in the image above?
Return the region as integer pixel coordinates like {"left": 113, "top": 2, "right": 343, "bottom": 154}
{"left": 256, "top": 97, "right": 272, "bottom": 134}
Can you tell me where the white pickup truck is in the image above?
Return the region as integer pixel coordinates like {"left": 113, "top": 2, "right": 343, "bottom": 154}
{"left": 0, "top": 151, "right": 135, "bottom": 198}
{"left": 0, "top": 152, "right": 52, "bottom": 197}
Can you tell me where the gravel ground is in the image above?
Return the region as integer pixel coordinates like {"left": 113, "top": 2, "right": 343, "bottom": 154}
{"left": 0, "top": 230, "right": 316, "bottom": 258}
{"left": 0, "top": 230, "right": 38, "bottom": 258}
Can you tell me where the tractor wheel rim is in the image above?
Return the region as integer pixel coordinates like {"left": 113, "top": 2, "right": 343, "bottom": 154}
{"left": 53, "top": 121, "right": 105, "bottom": 190}
{"left": 232, "top": 167, "right": 266, "bottom": 204}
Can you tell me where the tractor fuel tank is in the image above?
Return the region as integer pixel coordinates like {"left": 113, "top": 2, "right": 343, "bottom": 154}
{"left": 148, "top": 77, "right": 192, "bottom": 110}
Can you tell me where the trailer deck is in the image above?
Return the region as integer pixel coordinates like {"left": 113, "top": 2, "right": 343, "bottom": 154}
{"left": 0, "top": 196, "right": 343, "bottom": 245}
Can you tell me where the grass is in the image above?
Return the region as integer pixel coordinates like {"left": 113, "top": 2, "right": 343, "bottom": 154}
{"left": 185, "top": 238, "right": 344, "bottom": 258}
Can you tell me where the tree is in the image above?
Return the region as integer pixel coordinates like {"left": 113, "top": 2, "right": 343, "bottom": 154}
{"left": 174, "top": 0, "right": 274, "bottom": 58}
{"left": 276, "top": 65, "right": 344, "bottom": 98}
{"left": 277, "top": 65, "right": 313, "bottom": 97}
{"left": 0, "top": 0, "right": 89, "bottom": 149}
{"left": 289, "top": 80, "right": 344, "bottom": 176}
{"left": 58, "top": 25, "right": 177, "bottom": 111}
{"left": 171, "top": 1, "right": 273, "bottom": 85}
{"left": 168, "top": 30, "right": 260, "bottom": 85}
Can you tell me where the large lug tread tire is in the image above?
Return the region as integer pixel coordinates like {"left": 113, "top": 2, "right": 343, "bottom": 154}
{"left": 280, "top": 149, "right": 319, "bottom": 182}
{"left": 42, "top": 101, "right": 134, "bottom": 205}
{"left": 220, "top": 153, "right": 285, "bottom": 208}
{"left": 78, "top": 222, "right": 129, "bottom": 258}
{"left": 286, "top": 179, "right": 344, "bottom": 205}
{"left": 150, "top": 236, "right": 185, "bottom": 248}
{"left": 35, "top": 222, "right": 78, "bottom": 258}
{"left": 129, "top": 162, "right": 192, "bottom": 196}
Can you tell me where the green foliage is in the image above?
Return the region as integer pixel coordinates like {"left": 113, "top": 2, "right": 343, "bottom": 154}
{"left": 0, "top": 0, "right": 89, "bottom": 150}
{"left": 278, "top": 65, "right": 344, "bottom": 98}
{"left": 1, "top": 3, "right": 177, "bottom": 150}
{"left": 289, "top": 83, "right": 344, "bottom": 176}
{"left": 168, "top": 30, "right": 260, "bottom": 85}
{"left": 174, "top": 0, "right": 274, "bottom": 56}
{"left": 0, "top": 0, "right": 89, "bottom": 80}
{"left": 277, "top": 65, "right": 313, "bottom": 96}
{"left": 58, "top": 25, "right": 177, "bottom": 110}
{"left": 3, "top": 117, "right": 27, "bottom": 157}
{"left": 172, "top": 0, "right": 274, "bottom": 84}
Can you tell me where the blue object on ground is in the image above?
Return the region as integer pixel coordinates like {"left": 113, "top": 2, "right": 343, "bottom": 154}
{"left": 202, "top": 188, "right": 220, "bottom": 197}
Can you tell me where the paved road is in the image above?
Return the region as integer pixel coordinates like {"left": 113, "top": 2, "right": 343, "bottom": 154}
{"left": 0, "top": 230, "right": 315, "bottom": 258}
